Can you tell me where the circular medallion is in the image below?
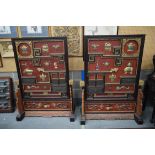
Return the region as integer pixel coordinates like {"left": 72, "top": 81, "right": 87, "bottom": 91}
{"left": 124, "top": 40, "right": 138, "bottom": 54}
{"left": 18, "top": 43, "right": 31, "bottom": 57}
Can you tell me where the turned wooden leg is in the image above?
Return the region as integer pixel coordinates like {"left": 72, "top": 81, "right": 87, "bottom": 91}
{"left": 134, "top": 87, "right": 143, "bottom": 125}
{"left": 16, "top": 88, "right": 25, "bottom": 121}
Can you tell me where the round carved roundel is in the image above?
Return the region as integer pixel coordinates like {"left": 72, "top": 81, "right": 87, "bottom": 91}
{"left": 124, "top": 40, "right": 138, "bottom": 54}
{"left": 18, "top": 43, "right": 31, "bottom": 57}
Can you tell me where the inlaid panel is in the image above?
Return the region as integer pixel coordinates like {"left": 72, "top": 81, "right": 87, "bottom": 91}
{"left": 12, "top": 37, "right": 69, "bottom": 100}
{"left": 24, "top": 100, "right": 71, "bottom": 111}
{"left": 85, "top": 102, "right": 136, "bottom": 113}
{"left": 84, "top": 35, "right": 145, "bottom": 100}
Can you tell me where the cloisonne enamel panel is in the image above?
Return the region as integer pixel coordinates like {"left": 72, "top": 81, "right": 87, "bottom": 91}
{"left": 84, "top": 35, "right": 145, "bottom": 102}
{"left": 12, "top": 37, "right": 69, "bottom": 101}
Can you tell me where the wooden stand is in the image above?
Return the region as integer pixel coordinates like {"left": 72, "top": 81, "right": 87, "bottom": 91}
{"left": 81, "top": 85, "right": 144, "bottom": 125}
{"left": 16, "top": 84, "right": 75, "bottom": 122}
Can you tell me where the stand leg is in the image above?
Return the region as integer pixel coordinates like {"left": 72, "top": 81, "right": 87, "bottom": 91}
{"left": 80, "top": 88, "right": 86, "bottom": 125}
{"left": 134, "top": 114, "right": 143, "bottom": 125}
{"left": 16, "top": 112, "right": 25, "bottom": 121}
{"left": 16, "top": 88, "right": 25, "bottom": 121}
{"left": 80, "top": 115, "right": 86, "bottom": 125}
{"left": 70, "top": 113, "right": 75, "bottom": 122}
{"left": 134, "top": 88, "right": 144, "bottom": 125}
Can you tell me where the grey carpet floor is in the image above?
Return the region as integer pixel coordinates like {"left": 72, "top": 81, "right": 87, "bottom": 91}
{"left": 0, "top": 105, "right": 154, "bottom": 129}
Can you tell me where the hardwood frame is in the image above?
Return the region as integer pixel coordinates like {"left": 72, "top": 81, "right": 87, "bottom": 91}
{"left": 12, "top": 37, "right": 74, "bottom": 121}
{"left": 81, "top": 35, "right": 145, "bottom": 125}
